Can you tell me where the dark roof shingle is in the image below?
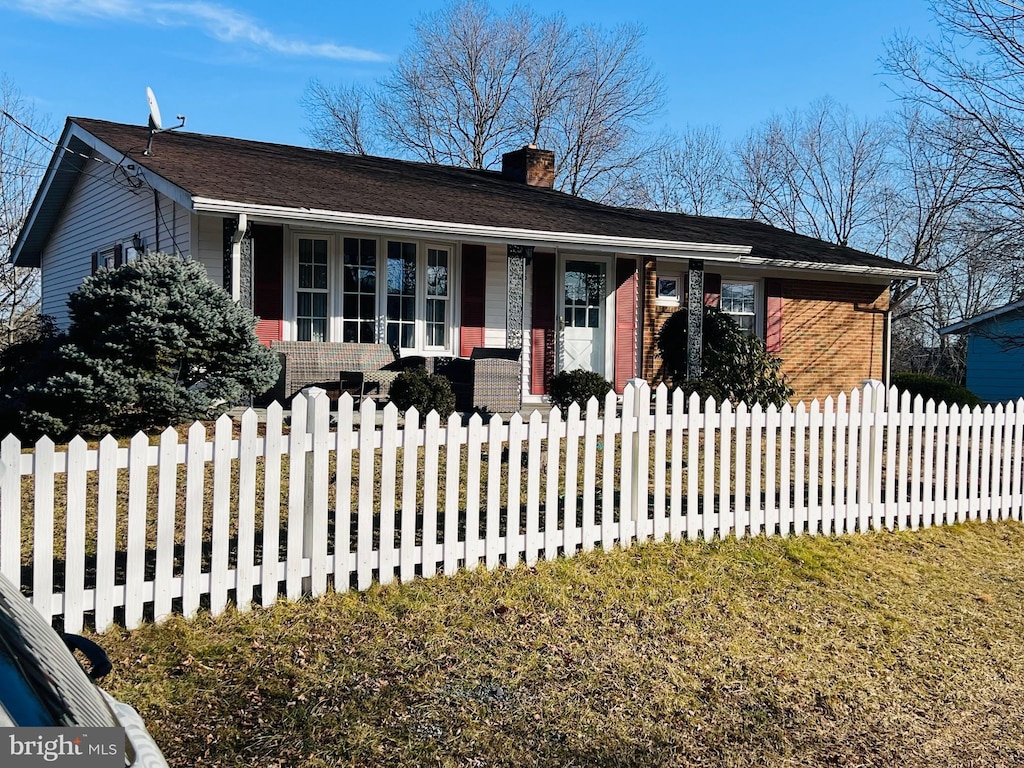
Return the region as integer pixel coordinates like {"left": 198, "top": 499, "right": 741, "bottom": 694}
{"left": 72, "top": 117, "right": 922, "bottom": 275}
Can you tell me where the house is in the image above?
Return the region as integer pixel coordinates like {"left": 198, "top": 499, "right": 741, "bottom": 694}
{"left": 940, "top": 299, "right": 1024, "bottom": 402}
{"left": 12, "top": 117, "right": 932, "bottom": 405}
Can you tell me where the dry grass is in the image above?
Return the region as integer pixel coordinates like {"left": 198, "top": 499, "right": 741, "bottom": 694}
{"left": 90, "top": 521, "right": 1024, "bottom": 767}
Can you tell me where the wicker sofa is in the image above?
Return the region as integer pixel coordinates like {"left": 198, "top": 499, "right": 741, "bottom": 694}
{"left": 268, "top": 341, "right": 399, "bottom": 403}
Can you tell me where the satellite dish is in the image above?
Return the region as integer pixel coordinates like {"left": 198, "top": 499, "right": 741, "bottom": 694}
{"left": 146, "top": 86, "right": 163, "bottom": 132}
{"left": 143, "top": 87, "right": 186, "bottom": 155}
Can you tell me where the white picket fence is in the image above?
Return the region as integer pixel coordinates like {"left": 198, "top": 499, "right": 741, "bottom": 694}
{"left": 1, "top": 380, "right": 1022, "bottom": 633}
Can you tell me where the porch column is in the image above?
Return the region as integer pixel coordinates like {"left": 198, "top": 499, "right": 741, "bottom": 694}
{"left": 222, "top": 215, "right": 253, "bottom": 307}
{"left": 687, "top": 259, "right": 704, "bottom": 381}
{"left": 507, "top": 244, "right": 532, "bottom": 349}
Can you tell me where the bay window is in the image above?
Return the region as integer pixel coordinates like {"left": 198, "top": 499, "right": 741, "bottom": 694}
{"left": 292, "top": 233, "right": 453, "bottom": 353}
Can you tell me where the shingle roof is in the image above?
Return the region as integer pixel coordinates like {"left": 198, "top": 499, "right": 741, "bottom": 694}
{"left": 42, "top": 118, "right": 929, "bottom": 276}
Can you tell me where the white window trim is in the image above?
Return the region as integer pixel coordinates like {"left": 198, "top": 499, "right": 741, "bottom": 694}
{"left": 285, "top": 230, "right": 459, "bottom": 356}
{"left": 720, "top": 278, "right": 763, "bottom": 338}
{"left": 654, "top": 270, "right": 683, "bottom": 307}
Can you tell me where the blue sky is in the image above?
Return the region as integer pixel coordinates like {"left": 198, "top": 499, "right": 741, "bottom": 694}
{"left": 0, "top": 0, "right": 936, "bottom": 149}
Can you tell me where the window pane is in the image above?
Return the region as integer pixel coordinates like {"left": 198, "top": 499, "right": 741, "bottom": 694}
{"left": 402, "top": 297, "right": 415, "bottom": 321}
{"left": 401, "top": 324, "right": 415, "bottom": 348}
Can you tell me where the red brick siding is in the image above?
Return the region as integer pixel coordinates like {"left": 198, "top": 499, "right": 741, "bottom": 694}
{"left": 640, "top": 260, "right": 889, "bottom": 401}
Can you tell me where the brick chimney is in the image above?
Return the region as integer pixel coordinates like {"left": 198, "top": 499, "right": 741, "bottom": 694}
{"left": 501, "top": 145, "right": 555, "bottom": 188}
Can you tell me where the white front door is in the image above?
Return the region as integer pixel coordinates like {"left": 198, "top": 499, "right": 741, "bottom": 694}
{"left": 560, "top": 260, "right": 606, "bottom": 373}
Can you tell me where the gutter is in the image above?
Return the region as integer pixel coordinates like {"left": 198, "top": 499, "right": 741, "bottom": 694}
{"left": 191, "top": 197, "right": 935, "bottom": 281}
{"left": 883, "top": 277, "right": 923, "bottom": 389}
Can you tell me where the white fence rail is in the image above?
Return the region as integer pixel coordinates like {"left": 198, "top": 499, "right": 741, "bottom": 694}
{"left": 1, "top": 381, "right": 1022, "bottom": 633}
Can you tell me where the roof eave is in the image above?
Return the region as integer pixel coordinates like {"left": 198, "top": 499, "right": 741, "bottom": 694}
{"left": 939, "top": 297, "right": 1024, "bottom": 334}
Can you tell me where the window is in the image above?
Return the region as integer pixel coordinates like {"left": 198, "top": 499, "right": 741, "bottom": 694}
{"left": 386, "top": 241, "right": 417, "bottom": 349}
{"left": 297, "top": 237, "right": 329, "bottom": 341}
{"left": 425, "top": 247, "right": 449, "bottom": 348}
{"left": 291, "top": 235, "right": 456, "bottom": 353}
{"left": 655, "top": 274, "right": 680, "bottom": 304}
{"left": 721, "top": 280, "right": 758, "bottom": 334}
{"left": 342, "top": 238, "right": 377, "bottom": 343}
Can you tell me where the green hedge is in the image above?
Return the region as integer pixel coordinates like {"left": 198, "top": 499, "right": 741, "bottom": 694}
{"left": 891, "top": 372, "right": 983, "bottom": 408}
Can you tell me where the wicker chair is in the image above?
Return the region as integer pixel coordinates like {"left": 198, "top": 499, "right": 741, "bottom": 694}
{"left": 269, "top": 341, "right": 398, "bottom": 402}
{"left": 438, "top": 347, "right": 522, "bottom": 415}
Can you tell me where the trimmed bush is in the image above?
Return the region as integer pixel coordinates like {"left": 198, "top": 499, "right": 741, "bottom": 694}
{"left": 389, "top": 367, "right": 456, "bottom": 417}
{"left": 548, "top": 369, "right": 614, "bottom": 412}
{"left": 656, "top": 305, "right": 792, "bottom": 408}
{"left": 891, "top": 372, "right": 983, "bottom": 408}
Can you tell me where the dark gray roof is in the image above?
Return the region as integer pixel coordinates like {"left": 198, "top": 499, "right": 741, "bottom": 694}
{"left": 17, "top": 117, "right": 930, "bottom": 277}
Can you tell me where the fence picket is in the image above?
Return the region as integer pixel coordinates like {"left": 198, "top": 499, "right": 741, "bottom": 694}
{"left": 181, "top": 423, "right": 206, "bottom": 621}
{"left": 423, "top": 410, "right": 442, "bottom": 575}
{"left": 443, "top": 412, "right": 463, "bottom": 577}
{"left": 545, "top": 407, "right": 563, "bottom": 561}
{"left": 980, "top": 406, "right": 995, "bottom": 522}
{"left": 378, "top": 405, "right": 399, "bottom": 586}
{"left": 845, "top": 391, "right": 859, "bottom": 533}
{"left": 356, "top": 398, "right": 377, "bottom": 590}
{"left": 210, "top": 416, "right": 232, "bottom": 617}
{"left": 807, "top": 400, "right": 821, "bottom": 535}
{"left": 653, "top": 385, "right": 668, "bottom": 542}
{"left": 1014, "top": 400, "right": 1024, "bottom": 519}
{"left": 686, "top": 392, "right": 700, "bottom": 541}
{"left": 95, "top": 435, "right": 120, "bottom": 631}
{"left": 236, "top": 410, "right": 258, "bottom": 611}
{"left": 764, "top": 404, "right": 778, "bottom": 538}
{"left": 735, "top": 402, "right": 748, "bottom": 539}
{"left": 400, "top": 407, "right": 421, "bottom": 582}
{"left": 63, "top": 437, "right": 88, "bottom": 633}
{"left": 465, "top": 413, "right": 484, "bottom": 569}
{"left": 922, "top": 399, "right": 936, "bottom": 529}
{"left": 669, "top": 388, "right": 685, "bottom": 542}
{"left": 779, "top": 403, "right": 792, "bottom": 536}
{"left": 719, "top": 400, "right": 734, "bottom": 538}
{"left": 563, "top": 403, "right": 582, "bottom": 554}
{"left": 154, "top": 428, "right": 177, "bottom": 622}
{"left": 582, "top": 400, "right": 599, "bottom": 551}
{"left": 32, "top": 438, "right": 55, "bottom": 623}
{"left": 704, "top": 396, "right": 718, "bottom": 540}
{"left": 506, "top": 413, "right": 525, "bottom": 565}
{"left": 124, "top": 432, "right": 150, "bottom": 628}
{"left": 793, "top": 402, "right": 806, "bottom": 536}
{"left": 619, "top": 387, "right": 635, "bottom": 548}
{"left": 286, "top": 394, "right": 309, "bottom": 600}
{"left": 0, "top": 435, "right": 21, "bottom": 587}
{"left": 602, "top": 390, "right": 618, "bottom": 550}
{"left": 485, "top": 414, "right": 503, "bottom": 569}
{"left": 998, "top": 403, "right": 1012, "bottom": 519}
{"left": 935, "top": 403, "right": 949, "bottom": 528}
{"left": 263, "top": 402, "right": 284, "bottom": 604}
{"left": 308, "top": 390, "right": 331, "bottom": 596}
{"left": 525, "top": 410, "right": 544, "bottom": 566}
{"left": 749, "top": 403, "right": 763, "bottom": 537}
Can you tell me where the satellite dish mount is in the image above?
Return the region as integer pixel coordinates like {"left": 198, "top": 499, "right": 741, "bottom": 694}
{"left": 144, "top": 87, "right": 186, "bottom": 155}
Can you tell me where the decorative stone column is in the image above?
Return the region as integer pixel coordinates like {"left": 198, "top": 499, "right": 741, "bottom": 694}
{"left": 687, "top": 259, "right": 704, "bottom": 381}
{"left": 507, "top": 244, "right": 532, "bottom": 349}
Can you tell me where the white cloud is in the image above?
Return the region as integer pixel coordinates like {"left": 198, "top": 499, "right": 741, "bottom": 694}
{"left": 3, "top": 0, "right": 388, "bottom": 62}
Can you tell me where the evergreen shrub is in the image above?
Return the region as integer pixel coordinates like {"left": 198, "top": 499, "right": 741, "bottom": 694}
{"left": 548, "top": 369, "right": 614, "bottom": 412}
{"left": 389, "top": 367, "right": 456, "bottom": 417}
{"left": 891, "top": 372, "right": 983, "bottom": 408}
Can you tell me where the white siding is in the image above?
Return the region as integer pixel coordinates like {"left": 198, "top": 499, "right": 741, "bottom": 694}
{"left": 483, "top": 244, "right": 507, "bottom": 348}
{"left": 196, "top": 214, "right": 225, "bottom": 288}
{"left": 40, "top": 159, "right": 192, "bottom": 327}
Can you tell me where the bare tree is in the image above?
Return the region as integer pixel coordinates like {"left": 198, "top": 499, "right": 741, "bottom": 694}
{"left": 301, "top": 80, "right": 377, "bottom": 155}
{"left": 375, "top": 0, "right": 533, "bottom": 169}
{"left": 0, "top": 76, "right": 47, "bottom": 347}
{"left": 541, "top": 23, "right": 664, "bottom": 200}
{"left": 618, "top": 125, "right": 732, "bottom": 215}
{"left": 885, "top": 0, "right": 1024, "bottom": 222}
{"left": 301, "top": 1, "right": 664, "bottom": 198}
{"left": 730, "top": 98, "right": 892, "bottom": 250}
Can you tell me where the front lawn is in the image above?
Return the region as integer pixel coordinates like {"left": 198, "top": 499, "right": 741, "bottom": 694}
{"left": 93, "top": 522, "right": 1024, "bottom": 767}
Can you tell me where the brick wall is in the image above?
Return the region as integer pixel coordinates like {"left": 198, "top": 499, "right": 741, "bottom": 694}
{"left": 640, "top": 260, "right": 890, "bottom": 401}
{"left": 777, "top": 279, "right": 888, "bottom": 400}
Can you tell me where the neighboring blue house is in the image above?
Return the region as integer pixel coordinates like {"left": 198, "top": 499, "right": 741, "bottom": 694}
{"left": 940, "top": 299, "right": 1024, "bottom": 403}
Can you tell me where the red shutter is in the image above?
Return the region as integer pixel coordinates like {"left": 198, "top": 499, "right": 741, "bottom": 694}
{"left": 765, "top": 278, "right": 783, "bottom": 353}
{"left": 252, "top": 224, "right": 284, "bottom": 346}
{"left": 531, "top": 252, "right": 556, "bottom": 395}
{"left": 460, "top": 244, "right": 487, "bottom": 357}
{"left": 704, "top": 272, "right": 722, "bottom": 306}
{"left": 614, "top": 258, "right": 638, "bottom": 393}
